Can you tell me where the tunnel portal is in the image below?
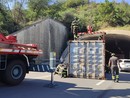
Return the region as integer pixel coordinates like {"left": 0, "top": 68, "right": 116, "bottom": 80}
{"left": 105, "top": 34, "right": 130, "bottom": 64}
{"left": 80, "top": 34, "right": 130, "bottom": 64}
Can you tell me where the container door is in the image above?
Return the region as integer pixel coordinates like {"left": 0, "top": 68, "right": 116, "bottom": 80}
{"left": 86, "top": 41, "right": 105, "bottom": 79}
{"left": 69, "top": 41, "right": 105, "bottom": 79}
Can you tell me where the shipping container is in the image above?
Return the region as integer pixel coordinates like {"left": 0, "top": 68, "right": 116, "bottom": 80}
{"left": 68, "top": 40, "right": 105, "bottom": 79}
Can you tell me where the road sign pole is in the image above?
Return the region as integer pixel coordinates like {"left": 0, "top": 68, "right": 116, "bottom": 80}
{"left": 48, "top": 52, "right": 57, "bottom": 88}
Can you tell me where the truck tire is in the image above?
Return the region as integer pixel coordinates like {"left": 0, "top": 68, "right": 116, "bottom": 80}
{"left": 3, "top": 60, "right": 26, "bottom": 86}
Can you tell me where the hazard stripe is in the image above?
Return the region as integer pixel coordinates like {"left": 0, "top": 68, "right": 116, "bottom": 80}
{"left": 37, "top": 65, "right": 40, "bottom": 72}
{"left": 46, "top": 65, "right": 50, "bottom": 71}
{"left": 42, "top": 65, "right": 44, "bottom": 71}
{"left": 78, "top": 32, "right": 105, "bottom": 35}
{"left": 29, "top": 65, "right": 51, "bottom": 72}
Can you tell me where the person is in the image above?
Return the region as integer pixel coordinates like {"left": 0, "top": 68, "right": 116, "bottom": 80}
{"left": 108, "top": 53, "right": 119, "bottom": 82}
{"left": 71, "top": 17, "right": 79, "bottom": 40}
{"left": 54, "top": 63, "right": 68, "bottom": 78}
{"left": 87, "top": 25, "right": 92, "bottom": 34}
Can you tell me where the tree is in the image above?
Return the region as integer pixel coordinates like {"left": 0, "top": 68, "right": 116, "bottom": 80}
{"left": 0, "top": 0, "right": 130, "bottom": 34}
{"left": 63, "top": 0, "right": 89, "bottom": 8}
{"left": 0, "top": 3, "right": 21, "bottom": 34}
{"left": 27, "top": 0, "right": 51, "bottom": 19}
{"left": 12, "top": 2, "right": 26, "bottom": 26}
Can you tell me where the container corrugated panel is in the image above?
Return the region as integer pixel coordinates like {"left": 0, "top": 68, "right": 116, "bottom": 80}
{"left": 68, "top": 40, "right": 105, "bottom": 79}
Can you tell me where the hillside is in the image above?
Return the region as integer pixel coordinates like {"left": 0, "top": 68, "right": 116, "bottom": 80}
{"left": 0, "top": 0, "right": 130, "bottom": 35}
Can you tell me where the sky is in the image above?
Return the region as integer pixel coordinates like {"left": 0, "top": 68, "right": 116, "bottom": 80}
{"left": 95, "top": 0, "right": 130, "bottom": 4}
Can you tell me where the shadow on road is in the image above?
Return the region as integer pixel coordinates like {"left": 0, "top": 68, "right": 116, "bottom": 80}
{"left": 105, "top": 71, "right": 130, "bottom": 81}
{"left": 0, "top": 74, "right": 130, "bottom": 98}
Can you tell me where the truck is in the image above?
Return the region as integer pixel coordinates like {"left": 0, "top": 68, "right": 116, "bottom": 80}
{"left": 0, "top": 33, "right": 43, "bottom": 85}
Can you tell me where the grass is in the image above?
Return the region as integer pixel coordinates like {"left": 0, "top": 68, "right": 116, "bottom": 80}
{"left": 100, "top": 25, "right": 130, "bottom": 31}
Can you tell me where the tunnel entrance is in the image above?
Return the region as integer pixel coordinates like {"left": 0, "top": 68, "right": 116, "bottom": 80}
{"left": 105, "top": 34, "right": 130, "bottom": 64}
{"left": 80, "top": 34, "right": 130, "bottom": 64}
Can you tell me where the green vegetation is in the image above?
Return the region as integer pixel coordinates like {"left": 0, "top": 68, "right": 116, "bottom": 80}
{"left": 0, "top": 0, "right": 130, "bottom": 35}
{"left": 100, "top": 25, "right": 130, "bottom": 31}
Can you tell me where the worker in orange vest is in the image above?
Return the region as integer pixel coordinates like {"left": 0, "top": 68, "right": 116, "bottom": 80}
{"left": 108, "top": 53, "right": 119, "bottom": 82}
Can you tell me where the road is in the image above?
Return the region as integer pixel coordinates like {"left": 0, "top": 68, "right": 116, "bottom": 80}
{"left": 0, "top": 71, "right": 130, "bottom": 98}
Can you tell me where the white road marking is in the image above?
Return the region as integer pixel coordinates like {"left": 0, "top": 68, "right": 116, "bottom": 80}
{"left": 96, "top": 80, "right": 105, "bottom": 86}
{"left": 26, "top": 75, "right": 51, "bottom": 79}
{"left": 64, "top": 90, "right": 79, "bottom": 96}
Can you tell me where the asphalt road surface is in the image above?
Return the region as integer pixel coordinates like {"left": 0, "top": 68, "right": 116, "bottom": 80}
{"left": 0, "top": 71, "right": 130, "bottom": 98}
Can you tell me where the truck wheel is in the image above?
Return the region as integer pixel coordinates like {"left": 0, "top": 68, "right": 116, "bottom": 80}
{"left": 3, "top": 60, "right": 26, "bottom": 86}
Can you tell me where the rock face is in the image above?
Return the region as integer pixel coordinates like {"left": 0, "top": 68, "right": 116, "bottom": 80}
{"left": 12, "top": 18, "right": 68, "bottom": 63}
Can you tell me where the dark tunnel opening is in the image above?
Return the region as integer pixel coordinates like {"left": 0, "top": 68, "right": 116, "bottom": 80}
{"left": 105, "top": 34, "right": 130, "bottom": 64}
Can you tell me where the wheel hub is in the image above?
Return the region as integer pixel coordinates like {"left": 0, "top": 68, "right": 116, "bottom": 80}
{"left": 11, "top": 65, "right": 22, "bottom": 79}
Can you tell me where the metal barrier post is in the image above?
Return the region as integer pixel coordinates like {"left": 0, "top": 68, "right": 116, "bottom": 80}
{"left": 46, "top": 52, "right": 57, "bottom": 88}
